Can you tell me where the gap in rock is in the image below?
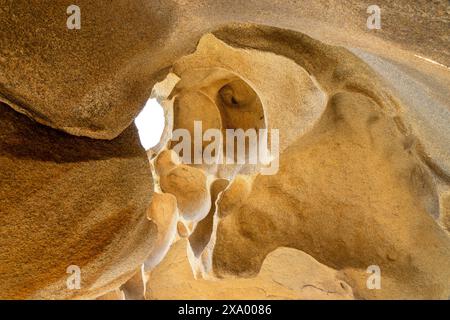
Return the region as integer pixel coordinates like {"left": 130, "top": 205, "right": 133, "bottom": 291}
{"left": 135, "top": 98, "right": 165, "bottom": 150}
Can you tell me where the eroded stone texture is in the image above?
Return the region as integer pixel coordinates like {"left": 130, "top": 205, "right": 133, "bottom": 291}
{"left": 156, "top": 30, "right": 450, "bottom": 299}
{"left": 206, "top": 91, "right": 450, "bottom": 299}
{"left": 1, "top": 1, "right": 449, "bottom": 301}
{"left": 155, "top": 150, "right": 211, "bottom": 222}
{"left": 1, "top": 1, "right": 448, "bottom": 139}
{"left": 172, "top": 33, "right": 327, "bottom": 153}
{"left": 189, "top": 178, "right": 229, "bottom": 258}
{"left": 146, "top": 239, "right": 354, "bottom": 300}
{"left": 144, "top": 192, "right": 178, "bottom": 270}
{"left": 0, "top": 1, "right": 179, "bottom": 139}
{"left": 121, "top": 266, "right": 147, "bottom": 300}
{"left": 0, "top": 102, "right": 156, "bottom": 299}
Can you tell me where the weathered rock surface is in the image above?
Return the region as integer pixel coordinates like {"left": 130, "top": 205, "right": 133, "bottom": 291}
{"left": 1, "top": 1, "right": 448, "bottom": 139}
{"left": 0, "top": 102, "right": 156, "bottom": 299}
{"left": 121, "top": 266, "right": 147, "bottom": 300}
{"left": 155, "top": 150, "right": 211, "bottom": 221}
{"left": 156, "top": 30, "right": 450, "bottom": 299}
{"left": 144, "top": 192, "right": 178, "bottom": 270}
{"left": 1, "top": 1, "right": 449, "bottom": 301}
{"left": 146, "top": 240, "right": 354, "bottom": 300}
{"left": 96, "top": 289, "right": 125, "bottom": 300}
{"left": 205, "top": 92, "right": 450, "bottom": 299}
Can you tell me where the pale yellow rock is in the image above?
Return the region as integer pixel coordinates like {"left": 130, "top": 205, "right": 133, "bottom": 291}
{"left": 189, "top": 178, "right": 230, "bottom": 259}
{"left": 160, "top": 29, "right": 450, "bottom": 300}
{"left": 1, "top": 1, "right": 449, "bottom": 301}
{"left": 144, "top": 193, "right": 179, "bottom": 271}
{"left": 440, "top": 191, "right": 450, "bottom": 232}
{"left": 154, "top": 149, "right": 180, "bottom": 177}
{"left": 96, "top": 289, "right": 125, "bottom": 301}
{"left": 121, "top": 266, "right": 147, "bottom": 300}
{"left": 146, "top": 240, "right": 353, "bottom": 300}
{"left": 172, "top": 34, "right": 327, "bottom": 153}
{"left": 156, "top": 150, "right": 211, "bottom": 221}
{"left": 205, "top": 91, "right": 450, "bottom": 299}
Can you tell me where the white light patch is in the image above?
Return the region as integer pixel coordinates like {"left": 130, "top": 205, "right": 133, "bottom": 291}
{"left": 135, "top": 98, "right": 165, "bottom": 150}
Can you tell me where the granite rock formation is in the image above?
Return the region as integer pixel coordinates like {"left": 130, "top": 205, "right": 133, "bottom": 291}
{"left": 0, "top": 102, "right": 156, "bottom": 299}
{"left": 0, "top": 1, "right": 449, "bottom": 300}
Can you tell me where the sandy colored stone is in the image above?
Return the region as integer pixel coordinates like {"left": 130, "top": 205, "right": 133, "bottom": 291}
{"left": 96, "top": 289, "right": 125, "bottom": 300}
{"left": 0, "top": 102, "right": 156, "bottom": 299}
{"left": 204, "top": 91, "right": 450, "bottom": 299}
{"left": 441, "top": 191, "right": 450, "bottom": 232}
{"left": 156, "top": 150, "right": 211, "bottom": 222}
{"left": 146, "top": 239, "right": 353, "bottom": 300}
{"left": 172, "top": 33, "right": 327, "bottom": 153}
{"left": 0, "top": 1, "right": 179, "bottom": 139}
{"left": 144, "top": 192, "right": 179, "bottom": 270}
{"left": 189, "top": 179, "right": 229, "bottom": 257}
{"left": 160, "top": 31, "right": 450, "bottom": 299}
{"left": 1, "top": 1, "right": 449, "bottom": 301}
{"left": 1, "top": 1, "right": 448, "bottom": 139}
{"left": 121, "top": 266, "right": 147, "bottom": 300}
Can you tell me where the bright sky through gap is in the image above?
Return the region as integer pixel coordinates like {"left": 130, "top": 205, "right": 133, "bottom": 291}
{"left": 135, "top": 98, "right": 165, "bottom": 150}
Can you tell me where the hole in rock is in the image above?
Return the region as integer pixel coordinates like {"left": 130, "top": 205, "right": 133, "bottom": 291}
{"left": 135, "top": 98, "right": 165, "bottom": 150}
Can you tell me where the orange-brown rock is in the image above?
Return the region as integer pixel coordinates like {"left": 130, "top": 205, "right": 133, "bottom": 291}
{"left": 0, "top": 102, "right": 156, "bottom": 299}
{"left": 1, "top": 1, "right": 448, "bottom": 139}
{"left": 1, "top": 1, "right": 449, "bottom": 301}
